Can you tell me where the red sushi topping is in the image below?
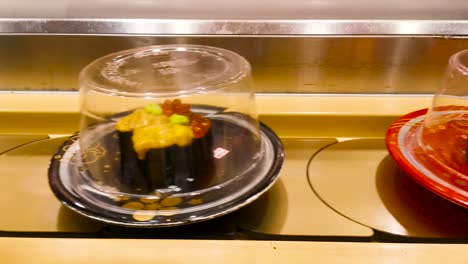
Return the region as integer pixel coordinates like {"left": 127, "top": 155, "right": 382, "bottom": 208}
{"left": 160, "top": 99, "right": 211, "bottom": 138}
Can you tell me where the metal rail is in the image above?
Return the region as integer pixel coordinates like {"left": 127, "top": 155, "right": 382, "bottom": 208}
{"left": 0, "top": 19, "right": 467, "bottom": 35}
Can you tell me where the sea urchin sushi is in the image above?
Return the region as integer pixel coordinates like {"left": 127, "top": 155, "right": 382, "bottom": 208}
{"left": 115, "top": 99, "right": 214, "bottom": 193}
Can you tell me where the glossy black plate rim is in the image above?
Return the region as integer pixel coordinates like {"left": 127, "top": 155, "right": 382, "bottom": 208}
{"left": 48, "top": 122, "right": 284, "bottom": 228}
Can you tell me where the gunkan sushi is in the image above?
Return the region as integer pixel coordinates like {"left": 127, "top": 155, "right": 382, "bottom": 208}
{"left": 115, "top": 99, "right": 214, "bottom": 193}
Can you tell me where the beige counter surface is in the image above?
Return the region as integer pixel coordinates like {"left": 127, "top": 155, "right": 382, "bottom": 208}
{"left": 1, "top": 238, "right": 468, "bottom": 264}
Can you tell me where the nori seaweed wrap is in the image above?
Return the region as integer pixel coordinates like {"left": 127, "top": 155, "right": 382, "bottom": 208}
{"left": 115, "top": 99, "right": 214, "bottom": 193}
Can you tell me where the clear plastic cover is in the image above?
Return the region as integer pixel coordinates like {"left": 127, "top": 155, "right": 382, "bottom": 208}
{"left": 418, "top": 49, "right": 468, "bottom": 183}
{"left": 75, "top": 45, "right": 271, "bottom": 222}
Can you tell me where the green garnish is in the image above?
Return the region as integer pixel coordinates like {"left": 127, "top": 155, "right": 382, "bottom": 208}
{"left": 170, "top": 114, "right": 189, "bottom": 125}
{"left": 144, "top": 103, "right": 162, "bottom": 115}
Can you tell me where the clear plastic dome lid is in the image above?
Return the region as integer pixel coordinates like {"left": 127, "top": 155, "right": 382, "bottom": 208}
{"left": 50, "top": 45, "right": 284, "bottom": 226}
{"left": 80, "top": 45, "right": 250, "bottom": 97}
{"left": 418, "top": 49, "right": 468, "bottom": 181}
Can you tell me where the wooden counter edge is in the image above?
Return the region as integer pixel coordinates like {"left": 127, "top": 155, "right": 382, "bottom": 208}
{"left": 1, "top": 238, "right": 467, "bottom": 264}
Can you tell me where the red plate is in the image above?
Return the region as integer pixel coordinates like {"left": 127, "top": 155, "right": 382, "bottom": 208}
{"left": 386, "top": 109, "right": 468, "bottom": 209}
